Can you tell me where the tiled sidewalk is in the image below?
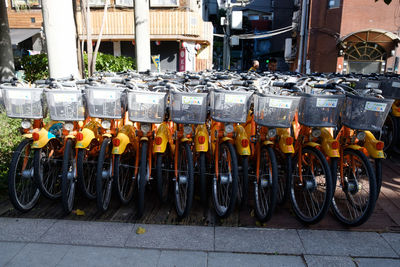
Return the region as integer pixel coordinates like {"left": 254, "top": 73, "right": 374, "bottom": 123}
{"left": 0, "top": 217, "right": 399, "bottom": 266}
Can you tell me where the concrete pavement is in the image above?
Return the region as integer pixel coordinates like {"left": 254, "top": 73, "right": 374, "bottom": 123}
{"left": 0, "top": 217, "right": 399, "bottom": 267}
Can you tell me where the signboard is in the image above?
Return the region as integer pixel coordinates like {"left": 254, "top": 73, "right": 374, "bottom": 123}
{"left": 151, "top": 54, "right": 161, "bottom": 72}
{"left": 231, "top": 11, "right": 243, "bottom": 30}
{"left": 150, "top": 0, "right": 178, "bottom": 7}
{"left": 179, "top": 48, "right": 186, "bottom": 72}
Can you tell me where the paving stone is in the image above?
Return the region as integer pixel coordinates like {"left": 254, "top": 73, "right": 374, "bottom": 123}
{"left": 304, "top": 255, "right": 356, "bottom": 267}
{"left": 125, "top": 224, "right": 213, "bottom": 251}
{"left": 39, "top": 220, "right": 134, "bottom": 247}
{"left": 0, "top": 242, "right": 27, "bottom": 266}
{"left": 57, "top": 245, "right": 160, "bottom": 267}
{"left": 354, "top": 258, "right": 400, "bottom": 267}
{"left": 214, "top": 227, "right": 304, "bottom": 254}
{"left": 157, "top": 250, "right": 207, "bottom": 267}
{"left": 0, "top": 218, "right": 55, "bottom": 242}
{"left": 5, "top": 243, "right": 71, "bottom": 267}
{"left": 298, "top": 230, "right": 398, "bottom": 257}
{"left": 381, "top": 233, "right": 400, "bottom": 256}
{"left": 208, "top": 252, "right": 305, "bottom": 267}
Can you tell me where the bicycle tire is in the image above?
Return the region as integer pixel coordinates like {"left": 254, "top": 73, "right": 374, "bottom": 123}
{"left": 290, "top": 146, "right": 333, "bottom": 224}
{"left": 331, "top": 148, "right": 377, "bottom": 226}
{"left": 61, "top": 139, "right": 77, "bottom": 214}
{"left": 238, "top": 155, "right": 249, "bottom": 209}
{"left": 277, "top": 153, "right": 292, "bottom": 205}
{"left": 33, "top": 140, "right": 62, "bottom": 200}
{"left": 113, "top": 153, "right": 135, "bottom": 205}
{"left": 174, "top": 142, "right": 194, "bottom": 218}
{"left": 156, "top": 147, "right": 171, "bottom": 203}
{"left": 8, "top": 139, "right": 40, "bottom": 212}
{"left": 77, "top": 148, "right": 96, "bottom": 200}
{"left": 212, "top": 142, "right": 238, "bottom": 218}
{"left": 254, "top": 146, "right": 278, "bottom": 222}
{"left": 137, "top": 141, "right": 148, "bottom": 218}
{"left": 198, "top": 152, "right": 208, "bottom": 207}
{"left": 96, "top": 138, "right": 113, "bottom": 212}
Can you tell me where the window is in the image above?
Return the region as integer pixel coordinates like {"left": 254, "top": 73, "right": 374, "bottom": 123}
{"left": 88, "top": 0, "right": 106, "bottom": 7}
{"left": 30, "top": 17, "right": 35, "bottom": 23}
{"left": 115, "top": 0, "right": 133, "bottom": 7}
{"left": 12, "top": 0, "right": 41, "bottom": 9}
{"left": 248, "top": 15, "right": 259, "bottom": 21}
{"left": 328, "top": 0, "right": 340, "bottom": 9}
{"left": 150, "top": 0, "right": 179, "bottom": 7}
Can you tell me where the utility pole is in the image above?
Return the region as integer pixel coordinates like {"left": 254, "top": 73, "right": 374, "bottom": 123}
{"left": 296, "top": 0, "right": 308, "bottom": 73}
{"left": 134, "top": 0, "right": 151, "bottom": 72}
{"left": 0, "top": 0, "right": 15, "bottom": 81}
{"left": 222, "top": 0, "right": 249, "bottom": 70}
{"left": 42, "top": 0, "right": 79, "bottom": 78}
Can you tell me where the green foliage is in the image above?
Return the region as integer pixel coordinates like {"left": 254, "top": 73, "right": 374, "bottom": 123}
{"left": 20, "top": 54, "right": 49, "bottom": 82}
{"left": 84, "top": 52, "right": 136, "bottom": 75}
{"left": 0, "top": 111, "right": 23, "bottom": 197}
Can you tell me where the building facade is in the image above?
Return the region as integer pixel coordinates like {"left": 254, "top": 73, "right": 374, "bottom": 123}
{"left": 5, "top": 0, "right": 213, "bottom": 72}
{"left": 304, "top": 0, "right": 400, "bottom": 74}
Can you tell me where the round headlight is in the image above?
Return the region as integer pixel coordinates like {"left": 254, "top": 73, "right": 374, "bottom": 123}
{"left": 141, "top": 123, "right": 151, "bottom": 134}
{"left": 225, "top": 124, "right": 234, "bottom": 134}
{"left": 21, "top": 120, "right": 31, "bottom": 130}
{"left": 64, "top": 123, "right": 74, "bottom": 132}
{"left": 267, "top": 128, "right": 277, "bottom": 138}
{"left": 356, "top": 131, "right": 366, "bottom": 141}
{"left": 311, "top": 128, "right": 321, "bottom": 138}
{"left": 183, "top": 125, "right": 192, "bottom": 135}
{"left": 101, "top": 120, "right": 111, "bottom": 129}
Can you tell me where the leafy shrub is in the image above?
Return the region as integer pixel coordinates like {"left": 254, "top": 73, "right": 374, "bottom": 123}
{"left": 0, "top": 111, "right": 22, "bottom": 197}
{"left": 20, "top": 54, "right": 49, "bottom": 82}
{"left": 84, "top": 52, "right": 136, "bottom": 74}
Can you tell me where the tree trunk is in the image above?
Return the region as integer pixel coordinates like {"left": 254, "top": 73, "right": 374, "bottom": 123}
{"left": 134, "top": 0, "right": 151, "bottom": 72}
{"left": 41, "top": 0, "right": 79, "bottom": 79}
{"left": 0, "top": 0, "right": 15, "bottom": 81}
{"left": 91, "top": 0, "right": 109, "bottom": 75}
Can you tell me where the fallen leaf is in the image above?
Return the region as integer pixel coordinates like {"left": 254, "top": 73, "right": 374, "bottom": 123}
{"left": 72, "top": 209, "right": 85, "bottom": 216}
{"left": 136, "top": 227, "right": 146, "bottom": 234}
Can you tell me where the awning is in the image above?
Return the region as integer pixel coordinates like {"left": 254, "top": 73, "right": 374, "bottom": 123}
{"left": 337, "top": 29, "right": 400, "bottom": 44}
{"left": 9, "top": 28, "right": 41, "bottom": 45}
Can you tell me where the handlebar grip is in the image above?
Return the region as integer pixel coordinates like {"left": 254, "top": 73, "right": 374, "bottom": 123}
{"left": 272, "top": 81, "right": 286, "bottom": 87}
{"left": 111, "top": 78, "right": 124, "bottom": 83}
{"left": 35, "top": 80, "right": 48, "bottom": 85}
{"left": 313, "top": 83, "right": 329, "bottom": 89}
{"left": 232, "top": 81, "right": 246, "bottom": 86}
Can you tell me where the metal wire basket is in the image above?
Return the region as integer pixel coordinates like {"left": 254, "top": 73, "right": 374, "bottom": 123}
{"left": 46, "top": 89, "right": 85, "bottom": 121}
{"left": 170, "top": 91, "right": 208, "bottom": 124}
{"left": 1, "top": 87, "right": 44, "bottom": 119}
{"left": 85, "top": 86, "right": 125, "bottom": 119}
{"left": 127, "top": 91, "right": 167, "bottom": 123}
{"left": 210, "top": 90, "right": 253, "bottom": 123}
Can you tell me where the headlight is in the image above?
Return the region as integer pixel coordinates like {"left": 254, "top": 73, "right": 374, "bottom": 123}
{"left": 267, "top": 128, "right": 277, "bottom": 138}
{"left": 21, "top": 120, "right": 31, "bottom": 129}
{"left": 356, "top": 131, "right": 366, "bottom": 141}
{"left": 225, "top": 124, "right": 234, "bottom": 134}
{"left": 64, "top": 123, "right": 74, "bottom": 132}
{"left": 183, "top": 125, "right": 192, "bottom": 135}
{"left": 101, "top": 120, "right": 111, "bottom": 129}
{"left": 141, "top": 123, "right": 151, "bottom": 134}
{"left": 311, "top": 128, "right": 321, "bottom": 138}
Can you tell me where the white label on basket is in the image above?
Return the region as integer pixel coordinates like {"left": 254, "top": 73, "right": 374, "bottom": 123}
{"left": 8, "top": 90, "right": 31, "bottom": 100}
{"left": 93, "top": 91, "right": 116, "bottom": 100}
{"left": 225, "top": 94, "right": 246, "bottom": 104}
{"left": 136, "top": 94, "right": 160, "bottom": 104}
{"left": 392, "top": 81, "right": 400, "bottom": 88}
{"left": 269, "top": 98, "right": 292, "bottom": 109}
{"left": 367, "top": 82, "right": 379, "bottom": 88}
{"left": 182, "top": 96, "right": 203, "bottom": 105}
{"left": 316, "top": 98, "right": 338, "bottom": 108}
{"left": 365, "top": 101, "right": 387, "bottom": 112}
{"left": 53, "top": 93, "right": 77, "bottom": 103}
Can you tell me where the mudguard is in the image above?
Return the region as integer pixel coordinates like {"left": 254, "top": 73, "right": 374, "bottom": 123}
{"left": 364, "top": 131, "right": 385, "bottom": 159}
{"left": 235, "top": 125, "right": 251, "bottom": 156}
{"left": 277, "top": 128, "right": 294, "bottom": 154}
{"left": 153, "top": 122, "right": 170, "bottom": 153}
{"left": 194, "top": 124, "right": 209, "bottom": 152}
{"left": 320, "top": 128, "right": 340, "bottom": 158}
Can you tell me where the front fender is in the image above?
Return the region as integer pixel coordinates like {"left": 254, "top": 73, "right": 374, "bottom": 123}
{"left": 235, "top": 125, "right": 251, "bottom": 156}
{"left": 153, "top": 122, "right": 170, "bottom": 153}
{"left": 364, "top": 131, "right": 385, "bottom": 159}
{"left": 277, "top": 128, "right": 294, "bottom": 154}
{"left": 112, "top": 132, "right": 131, "bottom": 155}
{"left": 75, "top": 128, "right": 96, "bottom": 149}
{"left": 320, "top": 128, "right": 340, "bottom": 158}
{"left": 194, "top": 124, "right": 209, "bottom": 152}
{"left": 32, "top": 128, "right": 56, "bottom": 149}
{"left": 23, "top": 133, "right": 33, "bottom": 139}
{"left": 392, "top": 102, "right": 400, "bottom": 117}
{"left": 304, "top": 142, "right": 320, "bottom": 148}
{"left": 222, "top": 136, "right": 233, "bottom": 142}
{"left": 262, "top": 140, "right": 274, "bottom": 146}
{"left": 346, "top": 144, "right": 363, "bottom": 151}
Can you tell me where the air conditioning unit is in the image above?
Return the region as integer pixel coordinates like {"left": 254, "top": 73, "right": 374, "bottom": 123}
{"left": 88, "top": 0, "right": 106, "bottom": 7}
{"left": 150, "top": 0, "right": 179, "bottom": 7}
